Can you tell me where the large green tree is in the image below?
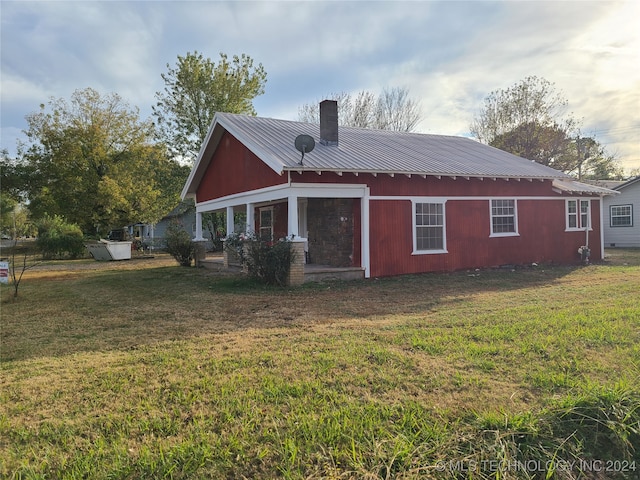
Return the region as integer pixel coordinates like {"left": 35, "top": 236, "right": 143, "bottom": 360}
{"left": 298, "top": 87, "right": 422, "bottom": 132}
{"left": 1, "top": 150, "right": 35, "bottom": 238}
{"left": 19, "top": 88, "right": 189, "bottom": 236}
{"left": 153, "top": 51, "right": 268, "bottom": 162}
{"left": 470, "top": 76, "right": 623, "bottom": 178}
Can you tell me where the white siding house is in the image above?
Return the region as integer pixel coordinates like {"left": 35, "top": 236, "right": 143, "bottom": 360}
{"left": 603, "top": 176, "right": 640, "bottom": 247}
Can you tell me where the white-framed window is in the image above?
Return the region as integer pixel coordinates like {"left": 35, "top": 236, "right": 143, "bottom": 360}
{"left": 259, "top": 207, "right": 274, "bottom": 241}
{"left": 490, "top": 199, "right": 518, "bottom": 237}
{"left": 566, "top": 199, "right": 591, "bottom": 230}
{"left": 413, "top": 201, "right": 447, "bottom": 254}
{"left": 610, "top": 204, "right": 633, "bottom": 227}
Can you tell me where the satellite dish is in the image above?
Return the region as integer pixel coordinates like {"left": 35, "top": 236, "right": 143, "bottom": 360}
{"left": 294, "top": 134, "right": 315, "bottom": 164}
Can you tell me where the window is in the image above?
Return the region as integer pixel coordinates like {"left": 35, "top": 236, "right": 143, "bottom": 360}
{"left": 259, "top": 207, "right": 273, "bottom": 241}
{"left": 566, "top": 199, "right": 591, "bottom": 230}
{"left": 610, "top": 204, "right": 633, "bottom": 227}
{"left": 490, "top": 199, "right": 518, "bottom": 236}
{"left": 414, "top": 202, "right": 446, "bottom": 253}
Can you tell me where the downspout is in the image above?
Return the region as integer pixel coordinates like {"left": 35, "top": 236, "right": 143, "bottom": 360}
{"left": 585, "top": 199, "right": 590, "bottom": 249}
{"left": 578, "top": 197, "right": 591, "bottom": 264}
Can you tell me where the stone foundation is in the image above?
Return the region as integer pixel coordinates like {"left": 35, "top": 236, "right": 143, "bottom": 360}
{"left": 193, "top": 240, "right": 207, "bottom": 267}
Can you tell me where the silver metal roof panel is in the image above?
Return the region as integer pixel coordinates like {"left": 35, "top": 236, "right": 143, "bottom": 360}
{"left": 215, "top": 113, "right": 571, "bottom": 180}
{"left": 183, "top": 112, "right": 578, "bottom": 199}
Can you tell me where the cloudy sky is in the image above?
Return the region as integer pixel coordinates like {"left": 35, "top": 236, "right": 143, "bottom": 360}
{"left": 2, "top": 0, "right": 639, "bottom": 172}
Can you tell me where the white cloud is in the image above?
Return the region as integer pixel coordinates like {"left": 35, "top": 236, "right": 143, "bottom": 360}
{"left": 1, "top": 0, "right": 638, "bottom": 171}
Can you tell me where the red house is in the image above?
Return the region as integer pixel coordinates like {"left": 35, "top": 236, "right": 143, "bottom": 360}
{"left": 182, "top": 101, "right": 616, "bottom": 284}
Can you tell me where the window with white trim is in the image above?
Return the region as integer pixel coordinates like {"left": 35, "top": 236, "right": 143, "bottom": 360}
{"left": 490, "top": 199, "right": 518, "bottom": 236}
{"left": 259, "top": 207, "right": 273, "bottom": 241}
{"left": 413, "top": 202, "right": 446, "bottom": 253}
{"left": 566, "top": 199, "right": 591, "bottom": 230}
{"left": 610, "top": 204, "right": 633, "bottom": 227}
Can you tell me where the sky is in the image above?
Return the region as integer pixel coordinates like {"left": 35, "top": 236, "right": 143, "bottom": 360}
{"left": 1, "top": 0, "right": 639, "bottom": 173}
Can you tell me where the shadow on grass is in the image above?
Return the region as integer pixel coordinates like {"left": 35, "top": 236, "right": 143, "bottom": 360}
{"left": 2, "top": 250, "right": 637, "bottom": 363}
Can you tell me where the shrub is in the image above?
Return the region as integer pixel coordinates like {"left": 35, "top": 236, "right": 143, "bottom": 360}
{"left": 225, "top": 232, "right": 296, "bottom": 286}
{"left": 164, "top": 221, "right": 194, "bottom": 267}
{"left": 35, "top": 215, "right": 86, "bottom": 259}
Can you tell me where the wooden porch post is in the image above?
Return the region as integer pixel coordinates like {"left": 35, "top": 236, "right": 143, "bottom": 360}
{"left": 288, "top": 195, "right": 299, "bottom": 238}
{"left": 194, "top": 212, "right": 205, "bottom": 241}
{"left": 246, "top": 203, "right": 255, "bottom": 235}
{"left": 226, "top": 206, "right": 234, "bottom": 236}
{"left": 287, "top": 195, "right": 306, "bottom": 285}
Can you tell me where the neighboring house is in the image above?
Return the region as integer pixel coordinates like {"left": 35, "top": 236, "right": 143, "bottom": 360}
{"left": 123, "top": 202, "right": 216, "bottom": 251}
{"left": 181, "top": 100, "right": 616, "bottom": 284}
{"left": 602, "top": 176, "right": 640, "bottom": 247}
{"left": 154, "top": 201, "right": 215, "bottom": 250}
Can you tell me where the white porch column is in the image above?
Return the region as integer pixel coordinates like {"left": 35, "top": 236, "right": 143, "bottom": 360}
{"left": 288, "top": 195, "right": 299, "bottom": 238}
{"left": 226, "top": 206, "right": 234, "bottom": 236}
{"left": 246, "top": 203, "right": 255, "bottom": 235}
{"left": 194, "top": 211, "right": 205, "bottom": 241}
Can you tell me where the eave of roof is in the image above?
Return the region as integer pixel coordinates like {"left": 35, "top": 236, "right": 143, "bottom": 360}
{"left": 615, "top": 175, "right": 640, "bottom": 191}
{"left": 552, "top": 179, "right": 620, "bottom": 195}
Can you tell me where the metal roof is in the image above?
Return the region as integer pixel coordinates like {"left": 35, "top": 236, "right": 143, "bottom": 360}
{"left": 183, "top": 112, "right": 579, "bottom": 198}
{"left": 217, "top": 112, "right": 573, "bottom": 178}
{"left": 552, "top": 179, "right": 620, "bottom": 195}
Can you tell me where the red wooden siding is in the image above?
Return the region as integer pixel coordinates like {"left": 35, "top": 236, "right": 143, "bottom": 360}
{"left": 196, "top": 132, "right": 286, "bottom": 203}
{"left": 368, "top": 198, "right": 602, "bottom": 277}
{"left": 271, "top": 203, "right": 288, "bottom": 239}
{"left": 291, "top": 171, "right": 555, "bottom": 197}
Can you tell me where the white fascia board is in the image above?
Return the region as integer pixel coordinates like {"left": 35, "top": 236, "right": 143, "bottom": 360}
{"left": 180, "top": 169, "right": 198, "bottom": 200}
{"left": 196, "top": 184, "right": 291, "bottom": 213}
{"left": 289, "top": 182, "right": 368, "bottom": 198}
{"left": 196, "top": 183, "right": 369, "bottom": 213}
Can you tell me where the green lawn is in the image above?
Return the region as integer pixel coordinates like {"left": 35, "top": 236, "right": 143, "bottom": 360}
{"left": 1, "top": 250, "right": 639, "bottom": 479}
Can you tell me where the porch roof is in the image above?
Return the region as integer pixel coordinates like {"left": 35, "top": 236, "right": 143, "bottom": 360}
{"left": 552, "top": 179, "right": 620, "bottom": 195}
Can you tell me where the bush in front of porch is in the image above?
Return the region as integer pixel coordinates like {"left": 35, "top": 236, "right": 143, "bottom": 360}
{"left": 225, "top": 232, "right": 297, "bottom": 286}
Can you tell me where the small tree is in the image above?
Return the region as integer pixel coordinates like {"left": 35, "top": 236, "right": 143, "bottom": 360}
{"left": 6, "top": 240, "right": 41, "bottom": 300}
{"left": 164, "top": 220, "right": 195, "bottom": 267}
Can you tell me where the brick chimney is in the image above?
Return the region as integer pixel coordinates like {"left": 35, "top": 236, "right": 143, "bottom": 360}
{"left": 319, "top": 100, "right": 338, "bottom": 146}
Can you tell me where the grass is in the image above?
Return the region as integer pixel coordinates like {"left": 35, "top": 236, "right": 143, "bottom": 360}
{"left": 1, "top": 250, "right": 639, "bottom": 478}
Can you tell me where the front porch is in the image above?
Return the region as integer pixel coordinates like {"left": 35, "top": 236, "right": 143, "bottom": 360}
{"left": 192, "top": 182, "right": 371, "bottom": 285}
{"left": 198, "top": 254, "right": 365, "bottom": 283}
